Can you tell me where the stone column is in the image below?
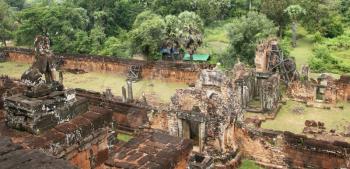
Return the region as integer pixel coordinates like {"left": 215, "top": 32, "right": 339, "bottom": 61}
{"left": 122, "top": 86, "right": 127, "bottom": 103}
{"left": 59, "top": 71, "right": 63, "bottom": 84}
{"left": 127, "top": 81, "right": 133, "bottom": 102}
{"left": 199, "top": 122, "right": 206, "bottom": 153}
{"left": 177, "top": 118, "right": 183, "bottom": 138}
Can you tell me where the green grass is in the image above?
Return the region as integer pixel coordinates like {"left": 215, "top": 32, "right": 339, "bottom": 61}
{"left": 239, "top": 160, "right": 262, "bottom": 169}
{"left": 289, "top": 27, "right": 346, "bottom": 78}
{"left": 0, "top": 61, "right": 187, "bottom": 103}
{"left": 0, "top": 62, "right": 30, "bottom": 78}
{"left": 116, "top": 133, "right": 133, "bottom": 142}
{"left": 261, "top": 100, "right": 350, "bottom": 134}
{"left": 289, "top": 28, "right": 314, "bottom": 71}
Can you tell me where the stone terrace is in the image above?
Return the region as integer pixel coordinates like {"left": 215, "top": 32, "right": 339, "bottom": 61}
{"left": 105, "top": 131, "right": 193, "bottom": 169}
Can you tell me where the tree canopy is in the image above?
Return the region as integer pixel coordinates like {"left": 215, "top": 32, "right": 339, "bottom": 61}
{"left": 0, "top": 0, "right": 16, "bottom": 46}
{"left": 223, "top": 12, "right": 277, "bottom": 67}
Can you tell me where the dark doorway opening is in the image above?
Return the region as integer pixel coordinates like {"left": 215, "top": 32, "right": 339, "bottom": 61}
{"left": 183, "top": 120, "right": 200, "bottom": 146}
{"left": 316, "top": 86, "right": 325, "bottom": 101}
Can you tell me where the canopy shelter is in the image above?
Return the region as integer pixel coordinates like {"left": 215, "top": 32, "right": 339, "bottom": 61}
{"left": 183, "top": 53, "right": 210, "bottom": 61}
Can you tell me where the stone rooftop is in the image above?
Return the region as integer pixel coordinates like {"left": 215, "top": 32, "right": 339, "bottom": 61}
{"left": 105, "top": 131, "right": 192, "bottom": 169}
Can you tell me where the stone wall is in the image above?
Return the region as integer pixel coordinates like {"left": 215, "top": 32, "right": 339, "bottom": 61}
{"left": 235, "top": 123, "right": 350, "bottom": 168}
{"left": 1, "top": 47, "right": 215, "bottom": 83}
{"left": 337, "top": 75, "right": 350, "bottom": 102}
{"left": 260, "top": 74, "right": 280, "bottom": 111}
{"left": 288, "top": 74, "right": 350, "bottom": 104}
{"left": 75, "top": 88, "right": 150, "bottom": 133}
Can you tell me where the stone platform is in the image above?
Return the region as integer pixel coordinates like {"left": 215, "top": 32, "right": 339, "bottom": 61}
{"left": 4, "top": 89, "right": 88, "bottom": 134}
{"left": 105, "top": 131, "right": 193, "bottom": 169}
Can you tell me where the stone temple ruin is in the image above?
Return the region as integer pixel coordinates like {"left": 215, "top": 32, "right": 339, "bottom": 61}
{"left": 0, "top": 36, "right": 350, "bottom": 169}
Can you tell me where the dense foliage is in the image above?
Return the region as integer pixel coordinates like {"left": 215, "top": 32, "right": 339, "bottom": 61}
{"left": 0, "top": 0, "right": 349, "bottom": 71}
{"left": 0, "top": 0, "right": 16, "bottom": 46}
{"left": 222, "top": 12, "right": 277, "bottom": 67}
{"left": 309, "top": 31, "right": 350, "bottom": 74}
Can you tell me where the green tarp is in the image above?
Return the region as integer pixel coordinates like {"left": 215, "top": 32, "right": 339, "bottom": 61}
{"left": 183, "top": 53, "right": 210, "bottom": 61}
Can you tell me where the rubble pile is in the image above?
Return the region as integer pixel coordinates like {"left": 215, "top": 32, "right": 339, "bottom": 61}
{"left": 303, "top": 120, "right": 326, "bottom": 134}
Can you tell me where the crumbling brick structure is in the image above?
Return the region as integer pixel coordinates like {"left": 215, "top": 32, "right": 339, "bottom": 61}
{"left": 164, "top": 65, "right": 255, "bottom": 167}
{"left": 288, "top": 73, "right": 350, "bottom": 104}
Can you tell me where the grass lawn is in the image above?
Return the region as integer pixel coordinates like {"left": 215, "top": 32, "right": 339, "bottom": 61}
{"left": 0, "top": 62, "right": 30, "bottom": 78}
{"left": 289, "top": 27, "right": 344, "bottom": 79}
{"left": 261, "top": 100, "right": 350, "bottom": 134}
{"left": 116, "top": 133, "right": 133, "bottom": 142}
{"left": 289, "top": 28, "right": 313, "bottom": 71}
{"left": 239, "top": 160, "right": 261, "bottom": 169}
{"left": 0, "top": 61, "right": 187, "bottom": 103}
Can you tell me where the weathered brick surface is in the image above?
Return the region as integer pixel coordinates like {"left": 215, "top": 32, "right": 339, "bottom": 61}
{"left": 0, "top": 137, "right": 76, "bottom": 169}
{"left": 105, "top": 131, "right": 193, "bottom": 169}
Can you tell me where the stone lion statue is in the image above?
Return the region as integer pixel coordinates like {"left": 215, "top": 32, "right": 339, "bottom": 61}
{"left": 21, "top": 35, "right": 57, "bottom": 86}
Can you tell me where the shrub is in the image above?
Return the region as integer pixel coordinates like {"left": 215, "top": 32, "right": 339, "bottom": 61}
{"left": 309, "top": 44, "right": 350, "bottom": 74}
{"left": 320, "top": 15, "right": 344, "bottom": 38}
{"left": 312, "top": 31, "right": 324, "bottom": 43}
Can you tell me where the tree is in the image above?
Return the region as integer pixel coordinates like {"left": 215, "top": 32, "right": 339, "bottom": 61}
{"left": 148, "top": 0, "right": 232, "bottom": 24}
{"left": 285, "top": 5, "right": 305, "bottom": 47}
{"left": 64, "top": 0, "right": 124, "bottom": 36}
{"left": 15, "top": 5, "right": 89, "bottom": 52}
{"left": 319, "top": 14, "right": 344, "bottom": 38}
{"left": 89, "top": 26, "right": 106, "bottom": 54}
{"left": 0, "top": 0, "right": 16, "bottom": 46}
{"left": 261, "top": 0, "right": 292, "bottom": 37}
{"left": 114, "top": 0, "right": 145, "bottom": 30}
{"left": 233, "top": 0, "right": 261, "bottom": 14}
{"left": 129, "top": 11, "right": 165, "bottom": 60}
{"left": 194, "top": 0, "right": 232, "bottom": 24}
{"left": 98, "top": 36, "right": 130, "bottom": 58}
{"left": 224, "top": 12, "right": 277, "bottom": 67}
{"left": 5, "top": 0, "right": 25, "bottom": 10}
{"left": 340, "top": 0, "right": 350, "bottom": 23}
{"left": 177, "top": 11, "right": 204, "bottom": 61}
{"left": 297, "top": 0, "right": 331, "bottom": 33}
{"left": 72, "top": 30, "right": 90, "bottom": 54}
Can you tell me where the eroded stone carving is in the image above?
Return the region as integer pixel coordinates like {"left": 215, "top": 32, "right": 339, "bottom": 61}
{"left": 4, "top": 36, "right": 88, "bottom": 134}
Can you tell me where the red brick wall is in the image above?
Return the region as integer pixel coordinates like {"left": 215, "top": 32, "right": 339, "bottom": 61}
{"left": 5, "top": 49, "right": 213, "bottom": 83}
